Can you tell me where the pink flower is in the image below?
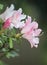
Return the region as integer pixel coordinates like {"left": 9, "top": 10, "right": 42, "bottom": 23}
{"left": 0, "top": 4, "right": 14, "bottom": 21}
{"left": 21, "top": 16, "right": 42, "bottom": 48}
{"left": 10, "top": 8, "right": 26, "bottom": 28}
{"left": 0, "top": 4, "right": 26, "bottom": 29}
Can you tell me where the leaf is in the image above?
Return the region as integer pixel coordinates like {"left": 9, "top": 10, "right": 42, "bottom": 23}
{"left": 0, "top": 40, "right": 2, "bottom": 44}
{"left": 0, "top": 60, "right": 7, "bottom": 65}
{"left": 0, "top": 40, "right": 3, "bottom": 48}
{"left": 10, "top": 51, "right": 19, "bottom": 57}
{"left": 2, "top": 48, "right": 9, "bottom": 52}
{"left": 6, "top": 51, "right": 19, "bottom": 58}
{"left": 0, "top": 4, "right": 3, "bottom": 10}
{"left": 9, "top": 37, "right": 13, "bottom": 48}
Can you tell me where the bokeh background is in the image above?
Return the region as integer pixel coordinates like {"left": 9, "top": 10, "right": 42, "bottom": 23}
{"left": 0, "top": 0, "right": 47, "bottom": 65}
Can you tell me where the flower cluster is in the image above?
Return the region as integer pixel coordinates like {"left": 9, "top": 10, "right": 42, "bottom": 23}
{"left": 0, "top": 4, "right": 42, "bottom": 58}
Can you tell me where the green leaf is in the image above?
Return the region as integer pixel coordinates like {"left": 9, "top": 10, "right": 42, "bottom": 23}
{"left": 0, "top": 40, "right": 3, "bottom": 48}
{"left": 10, "top": 51, "right": 19, "bottom": 57}
{"left": 0, "top": 40, "right": 2, "bottom": 44}
{"left": 9, "top": 37, "right": 13, "bottom": 48}
{"left": 6, "top": 52, "right": 11, "bottom": 58}
{"left": 0, "top": 4, "right": 3, "bottom": 10}
{"left": 6, "top": 51, "right": 19, "bottom": 58}
{"left": 0, "top": 61, "right": 7, "bottom": 65}
{"left": 2, "top": 48, "right": 9, "bottom": 52}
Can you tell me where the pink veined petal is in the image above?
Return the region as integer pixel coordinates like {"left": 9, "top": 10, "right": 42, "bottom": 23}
{"left": 12, "top": 11, "right": 21, "bottom": 20}
{"left": 23, "top": 16, "right": 32, "bottom": 28}
{"left": 21, "top": 25, "right": 32, "bottom": 34}
{"left": 21, "top": 16, "right": 32, "bottom": 34}
{"left": 22, "top": 28, "right": 40, "bottom": 48}
{"left": 28, "top": 37, "right": 39, "bottom": 48}
{"left": 3, "top": 19, "right": 11, "bottom": 29}
{"left": 27, "top": 16, "right": 32, "bottom": 22}
{"left": 13, "top": 8, "right": 22, "bottom": 20}
{"left": 31, "top": 21, "right": 38, "bottom": 29}
{"left": 26, "top": 16, "right": 31, "bottom": 24}
{"left": 34, "top": 29, "right": 42, "bottom": 36}
{"left": 28, "top": 39, "right": 34, "bottom": 48}
{"left": 17, "top": 8, "right": 26, "bottom": 21}
{"left": 21, "top": 17, "right": 38, "bottom": 34}
{"left": 22, "top": 33, "right": 34, "bottom": 48}
{"left": 16, "top": 12, "right": 21, "bottom": 19}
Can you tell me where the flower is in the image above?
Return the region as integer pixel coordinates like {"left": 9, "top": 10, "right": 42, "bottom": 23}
{"left": 21, "top": 16, "right": 42, "bottom": 48}
{"left": 0, "top": 4, "right": 42, "bottom": 59}
{"left": 0, "top": 4, "right": 42, "bottom": 48}
{"left": 9, "top": 8, "right": 26, "bottom": 28}
{"left": 0, "top": 4, "right": 26, "bottom": 29}
{"left": 0, "top": 4, "right": 14, "bottom": 21}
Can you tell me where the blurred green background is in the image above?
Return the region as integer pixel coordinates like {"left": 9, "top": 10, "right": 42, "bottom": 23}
{"left": 0, "top": 0, "right": 47, "bottom": 65}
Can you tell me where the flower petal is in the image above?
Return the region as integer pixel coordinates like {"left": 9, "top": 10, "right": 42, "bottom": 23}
{"left": 18, "top": 8, "right": 22, "bottom": 14}
{"left": 31, "top": 21, "right": 38, "bottom": 29}
{"left": 33, "top": 37, "right": 39, "bottom": 44}
{"left": 0, "top": 4, "right": 14, "bottom": 21}
{"left": 34, "top": 29, "right": 42, "bottom": 36}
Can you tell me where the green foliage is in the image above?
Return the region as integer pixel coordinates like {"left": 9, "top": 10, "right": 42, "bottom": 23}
{"left": 6, "top": 51, "right": 19, "bottom": 58}
{"left": 0, "top": 4, "right": 3, "bottom": 10}
{"left": 0, "top": 19, "right": 21, "bottom": 59}
{"left": 0, "top": 61, "right": 7, "bottom": 65}
{"left": 9, "top": 37, "right": 13, "bottom": 49}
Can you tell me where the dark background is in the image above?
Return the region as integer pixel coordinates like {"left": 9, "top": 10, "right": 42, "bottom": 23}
{"left": 0, "top": 0, "right": 47, "bottom": 65}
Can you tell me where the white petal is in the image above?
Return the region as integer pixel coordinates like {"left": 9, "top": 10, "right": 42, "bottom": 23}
{"left": 14, "top": 21, "right": 25, "bottom": 28}
{"left": 27, "top": 16, "right": 32, "bottom": 22}
{"left": 18, "top": 8, "right": 22, "bottom": 14}
{"left": 34, "top": 45, "right": 38, "bottom": 48}
{"left": 9, "top": 4, "right": 14, "bottom": 11}
{"left": 5, "top": 4, "right": 14, "bottom": 20}
{"left": 5, "top": 11, "right": 14, "bottom": 20}
{"left": 19, "top": 21, "right": 25, "bottom": 28}
{"left": 18, "top": 14, "right": 26, "bottom": 21}
{"left": 0, "top": 4, "right": 14, "bottom": 21}
{"left": 33, "top": 37, "right": 39, "bottom": 44}
{"left": 10, "top": 23, "right": 14, "bottom": 29}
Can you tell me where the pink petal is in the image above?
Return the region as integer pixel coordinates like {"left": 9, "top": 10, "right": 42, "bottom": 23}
{"left": 31, "top": 21, "right": 38, "bottom": 29}
{"left": 28, "top": 37, "right": 39, "bottom": 48}
{"left": 34, "top": 29, "right": 42, "bottom": 36}
{"left": 3, "top": 18, "right": 11, "bottom": 29}
{"left": 21, "top": 16, "right": 32, "bottom": 33}
{"left": 24, "top": 16, "right": 32, "bottom": 27}
{"left": 21, "top": 24, "right": 31, "bottom": 34}
{"left": 13, "top": 11, "right": 21, "bottom": 20}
